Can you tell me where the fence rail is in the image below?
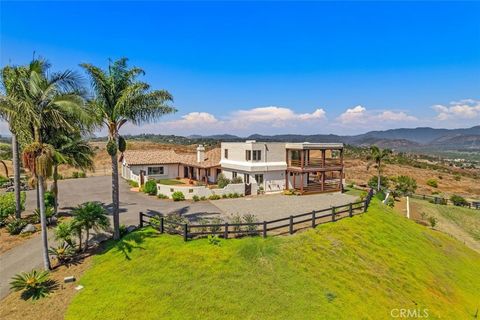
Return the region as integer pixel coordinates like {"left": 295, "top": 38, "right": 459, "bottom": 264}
{"left": 410, "top": 193, "right": 480, "bottom": 209}
{"left": 139, "top": 193, "right": 373, "bottom": 241}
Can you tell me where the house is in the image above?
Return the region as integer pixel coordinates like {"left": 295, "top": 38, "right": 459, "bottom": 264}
{"left": 121, "top": 146, "right": 221, "bottom": 185}
{"left": 121, "top": 140, "right": 344, "bottom": 195}
{"left": 221, "top": 141, "right": 344, "bottom": 194}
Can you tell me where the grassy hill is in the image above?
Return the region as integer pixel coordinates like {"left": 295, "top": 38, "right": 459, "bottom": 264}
{"left": 66, "top": 201, "right": 480, "bottom": 320}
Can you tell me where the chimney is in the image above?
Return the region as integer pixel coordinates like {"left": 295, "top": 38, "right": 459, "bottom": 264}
{"left": 197, "top": 144, "right": 205, "bottom": 163}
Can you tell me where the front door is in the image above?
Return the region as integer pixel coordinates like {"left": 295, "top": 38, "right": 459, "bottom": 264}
{"left": 245, "top": 183, "right": 252, "bottom": 196}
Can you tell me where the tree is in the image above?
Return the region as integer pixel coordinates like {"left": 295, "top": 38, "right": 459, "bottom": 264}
{"left": 392, "top": 175, "right": 417, "bottom": 197}
{"left": 366, "top": 146, "right": 392, "bottom": 192}
{"left": 0, "top": 65, "right": 31, "bottom": 218}
{"left": 72, "top": 202, "right": 110, "bottom": 251}
{"left": 81, "top": 58, "right": 175, "bottom": 239}
{"left": 13, "top": 59, "right": 86, "bottom": 270}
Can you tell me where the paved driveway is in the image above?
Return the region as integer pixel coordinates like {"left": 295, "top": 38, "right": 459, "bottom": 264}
{"left": 212, "top": 192, "right": 358, "bottom": 221}
{"left": 0, "top": 176, "right": 222, "bottom": 300}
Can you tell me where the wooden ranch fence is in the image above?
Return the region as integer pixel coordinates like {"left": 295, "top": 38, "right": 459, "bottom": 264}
{"left": 139, "top": 192, "right": 373, "bottom": 241}
{"left": 410, "top": 193, "right": 480, "bottom": 209}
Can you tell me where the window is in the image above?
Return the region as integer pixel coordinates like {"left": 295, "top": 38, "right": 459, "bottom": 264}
{"left": 224, "top": 149, "right": 228, "bottom": 159}
{"left": 254, "top": 174, "right": 264, "bottom": 184}
{"left": 244, "top": 174, "right": 250, "bottom": 184}
{"left": 148, "top": 167, "right": 164, "bottom": 175}
{"left": 232, "top": 171, "right": 237, "bottom": 178}
{"left": 253, "top": 150, "right": 262, "bottom": 161}
{"left": 246, "top": 150, "right": 251, "bottom": 161}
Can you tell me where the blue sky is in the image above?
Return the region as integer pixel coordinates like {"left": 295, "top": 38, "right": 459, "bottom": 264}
{"left": 1, "top": 1, "right": 480, "bottom": 136}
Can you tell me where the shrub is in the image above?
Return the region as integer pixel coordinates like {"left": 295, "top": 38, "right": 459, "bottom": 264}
{"left": 0, "top": 192, "right": 26, "bottom": 224}
{"left": 367, "top": 175, "right": 389, "bottom": 190}
{"left": 157, "top": 193, "right": 169, "bottom": 199}
{"left": 78, "top": 171, "right": 87, "bottom": 178}
{"left": 217, "top": 174, "right": 231, "bottom": 188}
{"left": 283, "top": 189, "right": 295, "bottom": 196}
{"left": 208, "top": 234, "right": 221, "bottom": 246}
{"left": 227, "top": 193, "right": 234, "bottom": 198}
{"left": 426, "top": 179, "right": 438, "bottom": 188}
{"left": 358, "top": 191, "right": 368, "bottom": 202}
{"left": 48, "top": 243, "right": 76, "bottom": 264}
{"left": 34, "top": 207, "right": 55, "bottom": 225}
{"left": 164, "top": 213, "right": 188, "bottom": 232}
{"left": 232, "top": 192, "right": 240, "bottom": 198}
{"left": 54, "top": 172, "right": 63, "bottom": 180}
{"left": 428, "top": 216, "right": 438, "bottom": 228}
{"left": 172, "top": 191, "right": 185, "bottom": 201}
{"left": 54, "top": 221, "right": 76, "bottom": 247}
{"left": 392, "top": 175, "right": 417, "bottom": 196}
{"left": 6, "top": 218, "right": 27, "bottom": 235}
{"left": 143, "top": 180, "right": 158, "bottom": 196}
{"left": 128, "top": 180, "right": 139, "bottom": 188}
{"left": 453, "top": 174, "right": 461, "bottom": 181}
{"left": 230, "top": 214, "right": 243, "bottom": 233}
{"left": 243, "top": 214, "right": 258, "bottom": 233}
{"left": 208, "top": 218, "right": 223, "bottom": 233}
{"left": 71, "top": 171, "right": 79, "bottom": 179}
{"left": 119, "top": 224, "right": 128, "bottom": 237}
{"left": 10, "top": 270, "right": 54, "bottom": 300}
{"left": 385, "top": 196, "right": 395, "bottom": 208}
{"left": 192, "top": 195, "right": 200, "bottom": 202}
{"left": 450, "top": 194, "right": 468, "bottom": 207}
{"left": 200, "top": 196, "right": 207, "bottom": 201}
{"left": 231, "top": 176, "right": 243, "bottom": 184}
{"left": 222, "top": 194, "right": 228, "bottom": 199}
{"left": 375, "top": 191, "right": 386, "bottom": 201}
{"left": 44, "top": 191, "right": 55, "bottom": 209}
{"left": 209, "top": 194, "right": 221, "bottom": 200}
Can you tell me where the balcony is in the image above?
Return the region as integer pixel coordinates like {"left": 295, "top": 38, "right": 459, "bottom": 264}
{"left": 288, "top": 158, "right": 343, "bottom": 170}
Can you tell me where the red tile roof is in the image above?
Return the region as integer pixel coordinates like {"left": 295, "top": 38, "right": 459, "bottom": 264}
{"left": 123, "top": 148, "right": 220, "bottom": 168}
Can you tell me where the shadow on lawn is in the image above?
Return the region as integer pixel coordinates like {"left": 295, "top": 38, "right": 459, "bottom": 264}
{"left": 101, "top": 228, "right": 159, "bottom": 261}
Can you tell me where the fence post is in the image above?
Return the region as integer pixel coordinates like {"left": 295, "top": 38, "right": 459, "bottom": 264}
{"left": 331, "top": 207, "right": 336, "bottom": 222}
{"left": 139, "top": 212, "right": 143, "bottom": 228}
{"left": 311, "top": 211, "right": 316, "bottom": 228}
{"left": 263, "top": 221, "right": 267, "bottom": 238}
{"left": 349, "top": 203, "right": 353, "bottom": 217}
{"left": 224, "top": 222, "right": 229, "bottom": 239}
{"left": 160, "top": 217, "right": 164, "bottom": 234}
{"left": 183, "top": 223, "right": 188, "bottom": 242}
{"left": 289, "top": 215, "right": 294, "bottom": 234}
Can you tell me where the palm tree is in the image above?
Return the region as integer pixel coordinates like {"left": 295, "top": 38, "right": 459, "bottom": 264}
{"left": 366, "top": 145, "right": 392, "bottom": 192}
{"left": 0, "top": 65, "right": 33, "bottom": 218}
{"left": 14, "top": 59, "right": 86, "bottom": 270}
{"left": 72, "top": 202, "right": 110, "bottom": 251}
{"left": 81, "top": 58, "right": 175, "bottom": 239}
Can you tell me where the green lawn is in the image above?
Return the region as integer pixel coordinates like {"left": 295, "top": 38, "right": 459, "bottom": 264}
{"left": 66, "top": 201, "right": 480, "bottom": 320}
{"left": 157, "top": 179, "right": 185, "bottom": 185}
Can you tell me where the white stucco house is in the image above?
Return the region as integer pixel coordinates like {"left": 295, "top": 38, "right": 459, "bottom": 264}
{"left": 121, "top": 140, "right": 344, "bottom": 196}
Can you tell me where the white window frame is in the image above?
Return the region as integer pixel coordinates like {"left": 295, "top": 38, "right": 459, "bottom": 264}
{"left": 148, "top": 166, "right": 164, "bottom": 175}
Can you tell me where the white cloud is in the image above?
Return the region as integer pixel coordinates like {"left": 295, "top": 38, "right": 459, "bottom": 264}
{"left": 337, "top": 105, "right": 367, "bottom": 124}
{"left": 432, "top": 99, "right": 480, "bottom": 120}
{"left": 376, "top": 111, "right": 418, "bottom": 122}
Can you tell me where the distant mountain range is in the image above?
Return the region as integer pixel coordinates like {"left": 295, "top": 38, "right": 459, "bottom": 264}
{"left": 190, "top": 126, "right": 480, "bottom": 151}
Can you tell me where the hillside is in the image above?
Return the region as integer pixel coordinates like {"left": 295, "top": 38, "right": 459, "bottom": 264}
{"left": 65, "top": 201, "right": 480, "bottom": 319}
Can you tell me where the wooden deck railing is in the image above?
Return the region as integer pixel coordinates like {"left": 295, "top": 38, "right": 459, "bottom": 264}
{"left": 288, "top": 159, "right": 342, "bottom": 169}
{"left": 139, "top": 192, "right": 374, "bottom": 241}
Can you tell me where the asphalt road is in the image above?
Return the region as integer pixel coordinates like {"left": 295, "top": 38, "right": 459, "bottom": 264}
{"left": 0, "top": 176, "right": 222, "bottom": 300}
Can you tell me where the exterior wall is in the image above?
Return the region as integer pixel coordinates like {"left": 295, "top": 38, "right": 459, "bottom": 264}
{"left": 156, "top": 182, "right": 257, "bottom": 199}
{"left": 126, "top": 163, "right": 180, "bottom": 180}
{"left": 220, "top": 142, "right": 287, "bottom": 172}
{"left": 222, "top": 168, "right": 283, "bottom": 193}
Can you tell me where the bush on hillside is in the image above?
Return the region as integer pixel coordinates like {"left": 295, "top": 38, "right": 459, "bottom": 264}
{"left": 6, "top": 218, "right": 27, "bottom": 235}
{"left": 367, "top": 175, "right": 389, "bottom": 191}
{"left": 426, "top": 179, "right": 438, "bottom": 188}
{"left": 172, "top": 191, "right": 185, "bottom": 201}
{"left": 143, "top": 180, "right": 158, "bottom": 196}
{"left": 450, "top": 195, "right": 468, "bottom": 207}
{"left": 392, "top": 175, "right": 417, "bottom": 197}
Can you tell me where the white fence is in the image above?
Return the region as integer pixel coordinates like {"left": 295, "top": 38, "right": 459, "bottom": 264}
{"left": 157, "top": 182, "right": 258, "bottom": 199}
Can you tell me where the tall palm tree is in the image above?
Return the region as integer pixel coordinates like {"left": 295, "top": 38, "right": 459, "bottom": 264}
{"left": 0, "top": 65, "right": 35, "bottom": 218}
{"left": 81, "top": 58, "right": 175, "bottom": 239}
{"left": 15, "top": 59, "right": 86, "bottom": 270}
{"left": 366, "top": 145, "right": 392, "bottom": 192}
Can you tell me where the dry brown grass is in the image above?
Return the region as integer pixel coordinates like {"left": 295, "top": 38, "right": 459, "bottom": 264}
{"left": 345, "top": 158, "right": 480, "bottom": 200}
{"left": 0, "top": 222, "right": 40, "bottom": 255}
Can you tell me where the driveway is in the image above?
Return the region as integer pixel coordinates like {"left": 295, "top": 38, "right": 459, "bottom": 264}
{"left": 0, "top": 176, "right": 222, "bottom": 300}
{"left": 212, "top": 192, "right": 358, "bottom": 221}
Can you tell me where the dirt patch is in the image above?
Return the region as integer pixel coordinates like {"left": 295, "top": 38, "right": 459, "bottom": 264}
{"left": 0, "top": 252, "right": 94, "bottom": 320}
{"left": 0, "top": 228, "right": 40, "bottom": 255}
